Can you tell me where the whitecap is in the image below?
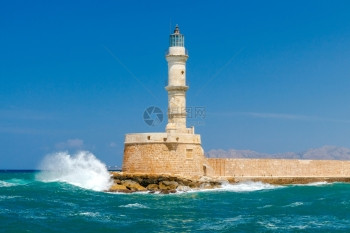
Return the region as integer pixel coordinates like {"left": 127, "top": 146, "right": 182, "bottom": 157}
{"left": 79, "top": 212, "right": 100, "bottom": 217}
{"left": 173, "top": 181, "right": 282, "bottom": 194}
{"left": 6, "top": 178, "right": 31, "bottom": 185}
{"left": 293, "top": 181, "right": 330, "bottom": 187}
{"left": 0, "top": 195, "right": 21, "bottom": 199}
{"left": 0, "top": 180, "right": 16, "bottom": 187}
{"left": 257, "top": 204, "right": 273, "bottom": 209}
{"left": 219, "top": 181, "right": 281, "bottom": 192}
{"left": 119, "top": 203, "right": 149, "bottom": 209}
{"left": 191, "top": 181, "right": 282, "bottom": 193}
{"left": 284, "top": 202, "right": 304, "bottom": 208}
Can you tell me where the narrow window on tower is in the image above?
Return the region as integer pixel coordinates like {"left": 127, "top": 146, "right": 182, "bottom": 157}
{"left": 186, "top": 149, "right": 193, "bottom": 159}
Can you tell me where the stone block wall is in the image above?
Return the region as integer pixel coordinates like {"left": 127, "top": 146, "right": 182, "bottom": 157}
{"left": 206, "top": 158, "right": 350, "bottom": 177}
{"left": 123, "top": 142, "right": 205, "bottom": 177}
{"left": 122, "top": 132, "right": 350, "bottom": 178}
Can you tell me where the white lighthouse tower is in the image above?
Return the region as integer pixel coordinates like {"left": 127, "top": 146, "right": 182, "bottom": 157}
{"left": 166, "top": 25, "right": 192, "bottom": 134}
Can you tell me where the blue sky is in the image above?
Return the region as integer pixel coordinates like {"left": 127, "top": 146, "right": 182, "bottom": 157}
{"left": 1, "top": 0, "right": 350, "bottom": 169}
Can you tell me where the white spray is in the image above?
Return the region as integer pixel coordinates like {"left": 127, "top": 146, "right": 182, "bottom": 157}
{"left": 36, "top": 151, "right": 113, "bottom": 191}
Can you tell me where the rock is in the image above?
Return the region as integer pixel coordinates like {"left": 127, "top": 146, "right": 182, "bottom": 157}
{"left": 109, "top": 172, "right": 226, "bottom": 193}
{"left": 179, "top": 179, "right": 192, "bottom": 186}
{"left": 109, "top": 184, "right": 128, "bottom": 192}
{"left": 114, "top": 179, "right": 122, "bottom": 184}
{"left": 198, "top": 176, "right": 212, "bottom": 182}
{"left": 177, "top": 185, "right": 191, "bottom": 192}
{"left": 118, "top": 189, "right": 134, "bottom": 193}
{"left": 121, "top": 180, "right": 147, "bottom": 191}
{"left": 188, "top": 181, "right": 200, "bottom": 188}
{"left": 160, "top": 190, "right": 170, "bottom": 194}
{"left": 146, "top": 184, "right": 159, "bottom": 191}
{"left": 159, "top": 181, "right": 178, "bottom": 190}
{"left": 199, "top": 182, "right": 222, "bottom": 189}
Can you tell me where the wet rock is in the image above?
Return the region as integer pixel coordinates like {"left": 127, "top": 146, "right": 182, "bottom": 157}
{"left": 177, "top": 185, "right": 191, "bottom": 192}
{"left": 118, "top": 189, "right": 134, "bottom": 193}
{"left": 188, "top": 181, "right": 200, "bottom": 189}
{"left": 159, "top": 181, "right": 178, "bottom": 190}
{"left": 199, "top": 183, "right": 212, "bottom": 189}
{"left": 114, "top": 179, "right": 122, "bottom": 184}
{"left": 198, "top": 176, "right": 212, "bottom": 182}
{"left": 146, "top": 184, "right": 159, "bottom": 191}
{"left": 121, "top": 180, "right": 147, "bottom": 191}
{"left": 109, "top": 184, "right": 128, "bottom": 192}
{"left": 160, "top": 190, "right": 170, "bottom": 194}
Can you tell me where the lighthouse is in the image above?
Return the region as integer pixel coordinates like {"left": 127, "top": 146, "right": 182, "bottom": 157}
{"left": 122, "top": 25, "right": 206, "bottom": 177}
{"left": 165, "top": 25, "right": 192, "bottom": 134}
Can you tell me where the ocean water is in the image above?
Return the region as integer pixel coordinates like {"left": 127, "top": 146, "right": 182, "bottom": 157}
{"left": 1, "top": 153, "right": 350, "bottom": 232}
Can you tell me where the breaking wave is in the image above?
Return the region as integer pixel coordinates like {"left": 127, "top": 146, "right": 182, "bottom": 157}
{"left": 294, "top": 182, "right": 331, "bottom": 186}
{"left": 178, "top": 181, "right": 283, "bottom": 194}
{"left": 36, "top": 151, "right": 113, "bottom": 191}
{"left": 219, "top": 181, "right": 282, "bottom": 192}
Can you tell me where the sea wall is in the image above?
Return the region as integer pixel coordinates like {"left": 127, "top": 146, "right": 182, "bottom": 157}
{"left": 123, "top": 133, "right": 350, "bottom": 180}
{"left": 206, "top": 158, "right": 350, "bottom": 177}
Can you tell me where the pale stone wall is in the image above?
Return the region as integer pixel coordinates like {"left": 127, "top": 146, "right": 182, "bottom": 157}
{"left": 206, "top": 158, "right": 350, "bottom": 177}
{"left": 123, "top": 143, "right": 205, "bottom": 177}
{"left": 122, "top": 134, "right": 350, "bottom": 179}
{"left": 123, "top": 133, "right": 205, "bottom": 177}
{"left": 125, "top": 133, "right": 200, "bottom": 144}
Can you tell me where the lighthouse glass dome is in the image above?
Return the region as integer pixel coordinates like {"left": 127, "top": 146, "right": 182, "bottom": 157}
{"left": 169, "top": 34, "right": 184, "bottom": 47}
{"left": 169, "top": 25, "right": 184, "bottom": 47}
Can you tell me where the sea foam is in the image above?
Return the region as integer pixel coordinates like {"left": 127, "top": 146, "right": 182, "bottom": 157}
{"left": 219, "top": 181, "right": 282, "bottom": 192}
{"left": 36, "top": 151, "right": 113, "bottom": 191}
{"left": 0, "top": 180, "right": 16, "bottom": 187}
{"left": 178, "top": 181, "right": 283, "bottom": 194}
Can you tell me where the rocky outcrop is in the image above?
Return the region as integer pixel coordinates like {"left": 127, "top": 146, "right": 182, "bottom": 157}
{"left": 109, "top": 184, "right": 131, "bottom": 193}
{"left": 121, "top": 180, "right": 147, "bottom": 191}
{"left": 108, "top": 172, "right": 222, "bottom": 194}
{"left": 159, "top": 181, "right": 178, "bottom": 190}
{"left": 107, "top": 172, "right": 350, "bottom": 194}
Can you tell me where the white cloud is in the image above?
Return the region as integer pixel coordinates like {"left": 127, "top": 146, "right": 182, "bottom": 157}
{"left": 109, "top": 142, "right": 117, "bottom": 148}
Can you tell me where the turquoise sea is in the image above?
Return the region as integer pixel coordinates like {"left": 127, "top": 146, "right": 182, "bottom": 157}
{"left": 1, "top": 170, "right": 350, "bottom": 233}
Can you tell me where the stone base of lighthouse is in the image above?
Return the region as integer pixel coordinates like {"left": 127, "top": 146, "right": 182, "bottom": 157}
{"left": 122, "top": 133, "right": 206, "bottom": 177}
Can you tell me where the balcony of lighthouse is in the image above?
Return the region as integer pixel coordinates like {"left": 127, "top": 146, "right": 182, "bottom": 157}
{"left": 165, "top": 47, "right": 188, "bottom": 56}
{"left": 124, "top": 132, "right": 200, "bottom": 145}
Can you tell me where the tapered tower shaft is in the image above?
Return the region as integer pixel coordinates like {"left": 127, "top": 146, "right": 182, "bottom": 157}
{"left": 165, "top": 25, "right": 191, "bottom": 134}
